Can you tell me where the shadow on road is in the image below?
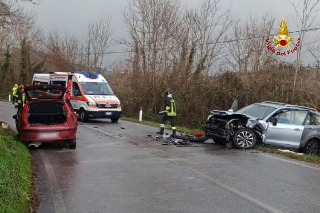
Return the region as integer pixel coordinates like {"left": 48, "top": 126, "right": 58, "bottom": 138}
{"left": 27, "top": 141, "right": 70, "bottom": 150}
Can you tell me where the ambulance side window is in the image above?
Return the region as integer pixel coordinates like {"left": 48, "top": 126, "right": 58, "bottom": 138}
{"left": 72, "top": 82, "right": 81, "bottom": 96}
{"left": 52, "top": 81, "right": 66, "bottom": 87}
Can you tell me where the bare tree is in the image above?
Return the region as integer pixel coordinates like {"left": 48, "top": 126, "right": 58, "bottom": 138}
{"left": 45, "top": 31, "right": 87, "bottom": 71}
{"left": 87, "top": 14, "right": 113, "bottom": 72}
{"left": 186, "top": 0, "right": 231, "bottom": 76}
{"left": 289, "top": 0, "right": 320, "bottom": 95}
{"left": 226, "top": 14, "right": 275, "bottom": 72}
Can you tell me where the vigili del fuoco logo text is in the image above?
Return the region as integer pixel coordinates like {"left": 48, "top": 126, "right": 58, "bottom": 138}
{"left": 266, "top": 18, "right": 300, "bottom": 56}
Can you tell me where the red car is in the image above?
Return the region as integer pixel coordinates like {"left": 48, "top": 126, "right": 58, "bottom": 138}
{"left": 13, "top": 85, "right": 78, "bottom": 149}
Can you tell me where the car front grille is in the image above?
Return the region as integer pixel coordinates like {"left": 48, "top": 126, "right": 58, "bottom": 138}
{"left": 96, "top": 103, "right": 118, "bottom": 108}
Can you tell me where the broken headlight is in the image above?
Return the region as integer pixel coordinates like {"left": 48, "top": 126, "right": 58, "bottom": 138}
{"left": 246, "top": 120, "right": 258, "bottom": 128}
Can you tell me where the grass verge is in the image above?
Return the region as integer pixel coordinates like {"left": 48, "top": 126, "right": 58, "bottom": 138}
{"left": 0, "top": 127, "right": 32, "bottom": 213}
{"left": 121, "top": 117, "right": 203, "bottom": 135}
{"left": 256, "top": 146, "right": 320, "bottom": 165}
{"left": 122, "top": 117, "right": 320, "bottom": 165}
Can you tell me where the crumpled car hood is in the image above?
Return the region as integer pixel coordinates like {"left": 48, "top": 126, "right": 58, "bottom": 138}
{"left": 208, "top": 110, "right": 267, "bottom": 133}
{"left": 210, "top": 110, "right": 252, "bottom": 120}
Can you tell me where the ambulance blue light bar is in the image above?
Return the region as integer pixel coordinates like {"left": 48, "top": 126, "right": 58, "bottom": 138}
{"left": 74, "top": 72, "right": 99, "bottom": 79}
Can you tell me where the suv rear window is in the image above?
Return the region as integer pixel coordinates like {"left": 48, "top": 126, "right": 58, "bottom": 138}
{"left": 306, "top": 113, "right": 320, "bottom": 125}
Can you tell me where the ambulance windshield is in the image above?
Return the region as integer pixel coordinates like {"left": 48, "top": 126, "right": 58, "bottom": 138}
{"left": 80, "top": 82, "right": 114, "bottom": 95}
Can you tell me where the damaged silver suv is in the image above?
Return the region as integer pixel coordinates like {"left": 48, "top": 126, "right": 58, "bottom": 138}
{"left": 205, "top": 101, "right": 320, "bottom": 154}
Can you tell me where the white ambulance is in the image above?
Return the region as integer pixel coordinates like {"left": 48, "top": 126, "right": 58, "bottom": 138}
{"left": 32, "top": 73, "right": 50, "bottom": 85}
{"left": 32, "top": 72, "right": 122, "bottom": 123}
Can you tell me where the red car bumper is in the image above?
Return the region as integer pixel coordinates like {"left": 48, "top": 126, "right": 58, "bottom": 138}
{"left": 19, "top": 127, "right": 77, "bottom": 142}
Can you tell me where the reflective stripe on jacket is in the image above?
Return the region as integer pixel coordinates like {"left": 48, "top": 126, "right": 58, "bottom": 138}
{"left": 18, "top": 92, "right": 26, "bottom": 106}
{"left": 165, "top": 98, "right": 176, "bottom": 117}
{"left": 22, "top": 93, "right": 26, "bottom": 106}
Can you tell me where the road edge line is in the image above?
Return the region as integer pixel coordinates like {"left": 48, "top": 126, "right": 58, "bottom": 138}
{"left": 261, "top": 153, "right": 320, "bottom": 172}
{"left": 39, "top": 150, "right": 67, "bottom": 213}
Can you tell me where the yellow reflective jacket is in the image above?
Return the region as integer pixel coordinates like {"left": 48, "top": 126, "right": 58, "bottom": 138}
{"left": 12, "top": 84, "right": 18, "bottom": 96}
{"left": 165, "top": 98, "right": 176, "bottom": 117}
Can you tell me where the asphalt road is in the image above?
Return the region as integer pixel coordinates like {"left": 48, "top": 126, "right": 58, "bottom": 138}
{"left": 1, "top": 101, "right": 320, "bottom": 213}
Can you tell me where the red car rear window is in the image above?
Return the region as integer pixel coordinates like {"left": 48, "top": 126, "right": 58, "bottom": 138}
{"left": 27, "top": 88, "right": 63, "bottom": 99}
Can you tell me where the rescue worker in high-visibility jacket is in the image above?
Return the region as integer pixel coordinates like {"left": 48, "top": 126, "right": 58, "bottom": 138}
{"left": 17, "top": 85, "right": 26, "bottom": 108}
{"left": 12, "top": 84, "right": 18, "bottom": 105}
{"left": 14, "top": 85, "right": 22, "bottom": 108}
{"left": 156, "top": 89, "right": 177, "bottom": 138}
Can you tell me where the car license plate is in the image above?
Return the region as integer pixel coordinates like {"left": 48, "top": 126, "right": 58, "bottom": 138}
{"left": 105, "top": 112, "right": 112, "bottom": 115}
{"left": 39, "top": 132, "right": 58, "bottom": 138}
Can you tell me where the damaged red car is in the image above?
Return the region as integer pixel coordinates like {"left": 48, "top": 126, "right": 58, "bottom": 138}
{"left": 13, "top": 85, "right": 78, "bottom": 149}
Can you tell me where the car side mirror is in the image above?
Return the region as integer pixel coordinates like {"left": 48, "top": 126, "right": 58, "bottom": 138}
{"left": 13, "top": 115, "right": 17, "bottom": 120}
{"left": 270, "top": 117, "right": 278, "bottom": 126}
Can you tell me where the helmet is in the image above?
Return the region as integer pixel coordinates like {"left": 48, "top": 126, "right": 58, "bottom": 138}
{"left": 165, "top": 89, "right": 172, "bottom": 96}
{"left": 165, "top": 89, "right": 172, "bottom": 98}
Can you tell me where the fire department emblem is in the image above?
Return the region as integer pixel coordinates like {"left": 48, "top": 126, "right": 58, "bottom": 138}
{"left": 265, "top": 18, "right": 300, "bottom": 56}
{"left": 273, "top": 18, "right": 294, "bottom": 49}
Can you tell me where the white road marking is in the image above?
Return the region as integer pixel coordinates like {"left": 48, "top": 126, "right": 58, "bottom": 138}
{"left": 135, "top": 141, "right": 284, "bottom": 213}
{"left": 169, "top": 160, "right": 284, "bottom": 213}
{"left": 39, "top": 150, "right": 67, "bottom": 213}
{"left": 84, "top": 125, "right": 125, "bottom": 139}
{"left": 261, "top": 153, "right": 320, "bottom": 172}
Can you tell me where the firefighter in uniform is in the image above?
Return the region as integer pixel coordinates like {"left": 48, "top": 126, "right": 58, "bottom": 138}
{"left": 12, "top": 84, "right": 18, "bottom": 104}
{"left": 157, "top": 89, "right": 177, "bottom": 138}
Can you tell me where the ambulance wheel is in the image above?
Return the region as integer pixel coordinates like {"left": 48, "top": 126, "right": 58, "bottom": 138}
{"left": 111, "top": 118, "right": 119, "bottom": 123}
{"left": 79, "top": 109, "right": 88, "bottom": 122}
{"left": 68, "top": 139, "right": 76, "bottom": 149}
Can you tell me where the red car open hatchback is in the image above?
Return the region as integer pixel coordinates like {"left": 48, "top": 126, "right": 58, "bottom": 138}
{"left": 13, "top": 85, "right": 78, "bottom": 149}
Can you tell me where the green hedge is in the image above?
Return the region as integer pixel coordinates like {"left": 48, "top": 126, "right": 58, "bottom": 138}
{"left": 0, "top": 128, "right": 31, "bottom": 213}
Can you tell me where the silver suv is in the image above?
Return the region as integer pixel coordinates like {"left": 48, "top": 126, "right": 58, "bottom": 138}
{"left": 205, "top": 101, "right": 320, "bottom": 154}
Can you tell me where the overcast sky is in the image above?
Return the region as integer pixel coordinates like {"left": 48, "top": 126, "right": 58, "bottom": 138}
{"left": 21, "top": 0, "right": 318, "bottom": 67}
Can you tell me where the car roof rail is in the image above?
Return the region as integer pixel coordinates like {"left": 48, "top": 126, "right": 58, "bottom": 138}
{"left": 285, "top": 104, "right": 318, "bottom": 112}
{"left": 262, "top": 101, "right": 286, "bottom": 105}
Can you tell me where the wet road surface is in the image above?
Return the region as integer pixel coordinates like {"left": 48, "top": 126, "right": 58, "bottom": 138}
{"left": 1, "top": 101, "right": 320, "bottom": 213}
